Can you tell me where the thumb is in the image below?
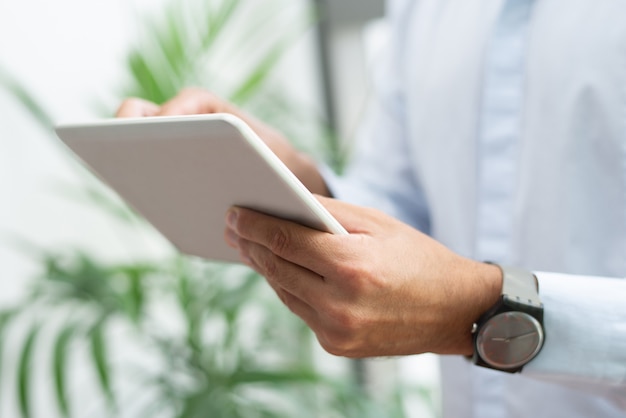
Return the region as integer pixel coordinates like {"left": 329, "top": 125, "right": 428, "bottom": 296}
{"left": 314, "top": 195, "right": 380, "bottom": 234}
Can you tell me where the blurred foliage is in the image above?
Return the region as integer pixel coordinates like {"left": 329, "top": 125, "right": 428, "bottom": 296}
{"left": 116, "top": 0, "right": 349, "bottom": 172}
{"left": 0, "top": 0, "right": 435, "bottom": 417}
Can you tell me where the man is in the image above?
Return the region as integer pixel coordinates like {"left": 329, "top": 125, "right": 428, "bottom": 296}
{"left": 118, "top": 0, "right": 626, "bottom": 416}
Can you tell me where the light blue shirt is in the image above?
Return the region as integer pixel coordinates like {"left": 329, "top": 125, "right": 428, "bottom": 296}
{"left": 323, "top": 0, "right": 626, "bottom": 416}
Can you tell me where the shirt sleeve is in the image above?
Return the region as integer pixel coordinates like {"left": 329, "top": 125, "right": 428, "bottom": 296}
{"left": 523, "top": 272, "right": 626, "bottom": 409}
{"left": 320, "top": 1, "right": 430, "bottom": 232}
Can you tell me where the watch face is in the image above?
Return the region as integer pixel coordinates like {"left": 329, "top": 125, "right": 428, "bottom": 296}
{"left": 476, "top": 311, "right": 544, "bottom": 370}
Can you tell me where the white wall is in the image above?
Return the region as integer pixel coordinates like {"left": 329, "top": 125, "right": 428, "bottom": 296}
{"left": 0, "top": 3, "right": 171, "bottom": 416}
{"left": 0, "top": 0, "right": 167, "bottom": 300}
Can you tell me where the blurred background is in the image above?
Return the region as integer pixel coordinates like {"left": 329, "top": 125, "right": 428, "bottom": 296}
{"left": 0, "top": 0, "right": 439, "bottom": 416}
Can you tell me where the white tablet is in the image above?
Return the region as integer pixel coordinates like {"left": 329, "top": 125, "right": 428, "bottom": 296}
{"left": 54, "top": 113, "right": 347, "bottom": 263}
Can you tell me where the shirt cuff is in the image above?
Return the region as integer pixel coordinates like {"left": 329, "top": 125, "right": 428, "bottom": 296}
{"left": 523, "top": 271, "right": 626, "bottom": 407}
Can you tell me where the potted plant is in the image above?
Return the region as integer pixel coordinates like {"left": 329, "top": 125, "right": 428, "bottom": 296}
{"left": 0, "top": 0, "right": 434, "bottom": 416}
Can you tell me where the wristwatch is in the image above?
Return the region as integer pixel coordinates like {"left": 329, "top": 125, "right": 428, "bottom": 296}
{"left": 471, "top": 264, "right": 545, "bottom": 373}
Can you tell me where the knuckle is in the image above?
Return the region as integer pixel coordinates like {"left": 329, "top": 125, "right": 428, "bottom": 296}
{"left": 259, "top": 252, "right": 280, "bottom": 278}
{"left": 335, "top": 262, "right": 362, "bottom": 282}
{"left": 317, "top": 308, "right": 365, "bottom": 357}
{"left": 335, "top": 262, "right": 374, "bottom": 293}
{"left": 267, "top": 227, "right": 290, "bottom": 255}
{"left": 318, "top": 329, "right": 357, "bottom": 358}
{"left": 331, "top": 308, "right": 362, "bottom": 334}
{"left": 319, "top": 340, "right": 347, "bottom": 357}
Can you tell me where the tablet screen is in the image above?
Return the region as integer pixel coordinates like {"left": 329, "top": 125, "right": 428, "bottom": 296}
{"left": 54, "top": 114, "right": 347, "bottom": 263}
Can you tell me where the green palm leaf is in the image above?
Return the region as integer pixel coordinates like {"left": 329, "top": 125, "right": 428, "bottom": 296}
{"left": 52, "top": 324, "right": 76, "bottom": 418}
{"left": 0, "top": 310, "right": 16, "bottom": 405}
{"left": 90, "top": 318, "right": 115, "bottom": 410}
{"left": 17, "top": 324, "right": 41, "bottom": 418}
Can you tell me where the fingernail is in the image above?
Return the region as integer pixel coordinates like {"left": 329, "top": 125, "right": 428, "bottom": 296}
{"left": 226, "top": 209, "right": 238, "bottom": 230}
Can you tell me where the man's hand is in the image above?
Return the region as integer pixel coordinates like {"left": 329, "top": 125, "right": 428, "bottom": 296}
{"left": 224, "top": 196, "right": 502, "bottom": 358}
{"left": 115, "top": 88, "right": 330, "bottom": 196}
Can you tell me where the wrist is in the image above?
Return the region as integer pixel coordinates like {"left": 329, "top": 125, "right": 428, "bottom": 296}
{"left": 456, "top": 260, "right": 503, "bottom": 355}
{"left": 474, "top": 262, "right": 505, "bottom": 321}
{"left": 285, "top": 151, "right": 331, "bottom": 197}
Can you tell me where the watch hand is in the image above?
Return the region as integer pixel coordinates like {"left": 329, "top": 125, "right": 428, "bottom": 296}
{"left": 510, "top": 331, "right": 538, "bottom": 340}
{"left": 490, "top": 331, "right": 538, "bottom": 343}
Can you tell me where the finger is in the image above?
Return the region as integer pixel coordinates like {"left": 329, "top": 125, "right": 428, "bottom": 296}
{"left": 264, "top": 277, "right": 320, "bottom": 330}
{"left": 226, "top": 207, "right": 352, "bottom": 277}
{"left": 227, "top": 225, "right": 329, "bottom": 310}
{"left": 115, "top": 98, "right": 160, "bottom": 117}
{"left": 158, "top": 88, "right": 268, "bottom": 132}
{"left": 240, "top": 238, "right": 326, "bottom": 333}
{"left": 314, "top": 195, "right": 385, "bottom": 234}
{"left": 238, "top": 237, "right": 327, "bottom": 308}
{"left": 158, "top": 88, "right": 230, "bottom": 116}
{"left": 157, "top": 88, "right": 288, "bottom": 147}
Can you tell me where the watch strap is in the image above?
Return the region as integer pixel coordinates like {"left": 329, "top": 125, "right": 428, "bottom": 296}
{"left": 490, "top": 263, "right": 541, "bottom": 307}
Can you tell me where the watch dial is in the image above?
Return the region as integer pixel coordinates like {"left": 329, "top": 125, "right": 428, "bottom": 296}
{"left": 476, "top": 311, "right": 544, "bottom": 370}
